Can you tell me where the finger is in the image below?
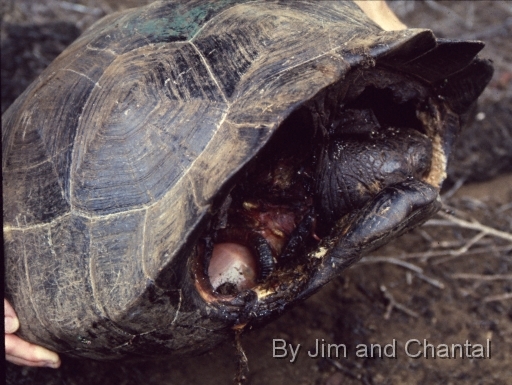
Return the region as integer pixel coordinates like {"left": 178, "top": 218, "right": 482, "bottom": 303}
{"left": 4, "top": 299, "right": 20, "bottom": 334}
{"left": 5, "top": 334, "right": 61, "bottom": 368}
{"left": 354, "top": 0, "right": 407, "bottom": 31}
{"left": 4, "top": 299, "right": 17, "bottom": 318}
{"left": 6, "top": 354, "right": 60, "bottom": 368}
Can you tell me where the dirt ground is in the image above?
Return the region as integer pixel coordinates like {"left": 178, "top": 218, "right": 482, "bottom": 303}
{"left": 3, "top": 1, "right": 512, "bottom": 384}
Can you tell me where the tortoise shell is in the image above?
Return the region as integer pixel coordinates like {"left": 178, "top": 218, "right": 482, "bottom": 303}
{"left": 3, "top": 0, "right": 492, "bottom": 359}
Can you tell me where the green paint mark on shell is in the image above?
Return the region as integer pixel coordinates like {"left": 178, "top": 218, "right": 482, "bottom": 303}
{"left": 129, "top": 0, "right": 253, "bottom": 42}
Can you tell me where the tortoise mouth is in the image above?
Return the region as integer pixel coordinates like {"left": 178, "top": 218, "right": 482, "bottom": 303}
{"left": 192, "top": 66, "right": 453, "bottom": 324}
{"left": 192, "top": 206, "right": 320, "bottom": 305}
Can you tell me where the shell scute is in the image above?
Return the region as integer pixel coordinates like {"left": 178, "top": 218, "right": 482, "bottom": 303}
{"left": 71, "top": 43, "right": 227, "bottom": 215}
{"left": 3, "top": 161, "right": 69, "bottom": 226}
{"left": 90, "top": 210, "right": 147, "bottom": 320}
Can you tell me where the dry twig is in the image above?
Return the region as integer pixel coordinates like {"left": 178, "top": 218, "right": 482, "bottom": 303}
{"left": 483, "top": 293, "right": 512, "bottom": 303}
{"left": 441, "top": 177, "right": 466, "bottom": 200}
{"left": 234, "top": 329, "right": 249, "bottom": 385}
{"left": 369, "top": 245, "right": 512, "bottom": 262}
{"left": 360, "top": 256, "right": 422, "bottom": 273}
{"left": 327, "top": 359, "right": 362, "bottom": 381}
{"left": 359, "top": 256, "right": 445, "bottom": 289}
{"left": 430, "top": 232, "right": 488, "bottom": 265}
{"left": 380, "top": 285, "right": 419, "bottom": 319}
{"left": 451, "top": 273, "right": 512, "bottom": 281}
{"left": 425, "top": 211, "right": 512, "bottom": 243}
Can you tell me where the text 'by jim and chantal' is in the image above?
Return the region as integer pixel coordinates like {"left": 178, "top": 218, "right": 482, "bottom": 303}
{"left": 272, "top": 338, "right": 492, "bottom": 363}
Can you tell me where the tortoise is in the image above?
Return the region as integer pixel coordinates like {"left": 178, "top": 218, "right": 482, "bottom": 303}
{"left": 3, "top": 0, "right": 493, "bottom": 360}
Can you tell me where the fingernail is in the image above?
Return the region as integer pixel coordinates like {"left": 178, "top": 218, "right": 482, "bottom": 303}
{"left": 34, "top": 344, "right": 61, "bottom": 364}
{"left": 44, "top": 361, "right": 61, "bottom": 369}
{"left": 5, "top": 316, "right": 19, "bottom": 333}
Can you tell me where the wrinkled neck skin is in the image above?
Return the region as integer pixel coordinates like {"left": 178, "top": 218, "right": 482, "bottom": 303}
{"left": 186, "top": 65, "right": 456, "bottom": 333}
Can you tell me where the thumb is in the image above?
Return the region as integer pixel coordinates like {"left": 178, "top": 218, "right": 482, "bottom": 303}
{"left": 5, "top": 299, "right": 20, "bottom": 334}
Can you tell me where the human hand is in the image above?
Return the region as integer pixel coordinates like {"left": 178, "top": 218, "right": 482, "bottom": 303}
{"left": 5, "top": 299, "right": 61, "bottom": 368}
{"left": 355, "top": 0, "right": 407, "bottom": 31}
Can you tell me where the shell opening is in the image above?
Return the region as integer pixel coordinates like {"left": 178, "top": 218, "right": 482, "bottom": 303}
{"left": 194, "top": 66, "right": 454, "bottom": 305}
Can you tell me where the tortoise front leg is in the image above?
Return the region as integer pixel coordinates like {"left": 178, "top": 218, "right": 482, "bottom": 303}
{"left": 305, "top": 179, "right": 439, "bottom": 294}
